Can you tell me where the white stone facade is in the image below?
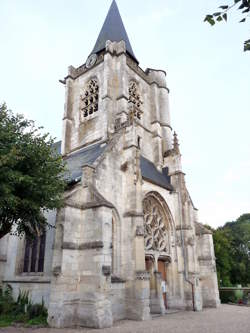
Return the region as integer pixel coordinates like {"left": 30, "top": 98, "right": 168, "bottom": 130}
{"left": 0, "top": 8, "right": 220, "bottom": 328}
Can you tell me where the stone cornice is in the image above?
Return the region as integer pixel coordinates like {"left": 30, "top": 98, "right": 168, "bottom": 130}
{"left": 123, "top": 211, "right": 144, "bottom": 217}
{"left": 66, "top": 201, "right": 113, "bottom": 211}
{"left": 62, "top": 241, "right": 104, "bottom": 250}
{"left": 3, "top": 277, "right": 50, "bottom": 284}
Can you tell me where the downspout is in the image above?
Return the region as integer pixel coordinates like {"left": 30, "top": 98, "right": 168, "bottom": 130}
{"left": 177, "top": 190, "right": 195, "bottom": 311}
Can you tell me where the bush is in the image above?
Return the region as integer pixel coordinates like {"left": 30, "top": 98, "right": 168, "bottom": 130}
{"left": 0, "top": 286, "right": 48, "bottom": 327}
{"left": 0, "top": 285, "right": 15, "bottom": 315}
{"left": 27, "top": 300, "right": 47, "bottom": 319}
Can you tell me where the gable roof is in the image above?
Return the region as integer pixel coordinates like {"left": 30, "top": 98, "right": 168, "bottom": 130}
{"left": 54, "top": 141, "right": 172, "bottom": 191}
{"left": 91, "top": 0, "right": 138, "bottom": 63}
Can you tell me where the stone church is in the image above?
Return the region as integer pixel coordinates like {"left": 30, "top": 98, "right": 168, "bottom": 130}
{"left": 0, "top": 0, "right": 220, "bottom": 328}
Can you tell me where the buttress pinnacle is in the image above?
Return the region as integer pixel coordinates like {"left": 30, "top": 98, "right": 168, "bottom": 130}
{"left": 173, "top": 132, "right": 180, "bottom": 154}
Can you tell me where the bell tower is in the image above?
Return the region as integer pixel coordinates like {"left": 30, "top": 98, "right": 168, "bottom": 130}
{"left": 61, "top": 0, "right": 172, "bottom": 166}
{"left": 61, "top": 0, "right": 139, "bottom": 156}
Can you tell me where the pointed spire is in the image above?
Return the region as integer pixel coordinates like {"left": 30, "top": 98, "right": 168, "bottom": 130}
{"left": 173, "top": 132, "right": 180, "bottom": 155}
{"left": 91, "top": 0, "right": 138, "bottom": 63}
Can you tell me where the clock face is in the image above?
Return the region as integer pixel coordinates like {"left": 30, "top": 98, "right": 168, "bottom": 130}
{"left": 86, "top": 54, "right": 97, "bottom": 69}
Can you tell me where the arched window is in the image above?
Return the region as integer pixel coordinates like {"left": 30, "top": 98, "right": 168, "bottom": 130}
{"left": 128, "top": 81, "right": 143, "bottom": 120}
{"left": 143, "top": 196, "right": 169, "bottom": 253}
{"left": 23, "top": 233, "right": 46, "bottom": 273}
{"left": 80, "top": 78, "right": 99, "bottom": 120}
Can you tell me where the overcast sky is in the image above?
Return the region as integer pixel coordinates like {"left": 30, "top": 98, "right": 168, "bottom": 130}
{"left": 0, "top": 0, "right": 249, "bottom": 228}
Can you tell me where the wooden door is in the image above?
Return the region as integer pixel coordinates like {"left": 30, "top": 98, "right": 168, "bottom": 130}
{"left": 158, "top": 260, "right": 167, "bottom": 308}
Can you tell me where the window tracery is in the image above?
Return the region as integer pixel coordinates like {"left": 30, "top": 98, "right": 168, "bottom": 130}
{"left": 80, "top": 78, "right": 99, "bottom": 120}
{"left": 128, "top": 81, "right": 143, "bottom": 120}
{"left": 143, "top": 196, "right": 169, "bottom": 252}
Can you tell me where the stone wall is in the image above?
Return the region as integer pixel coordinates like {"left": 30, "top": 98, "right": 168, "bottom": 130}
{"left": 0, "top": 210, "right": 56, "bottom": 307}
{"left": 196, "top": 233, "right": 220, "bottom": 308}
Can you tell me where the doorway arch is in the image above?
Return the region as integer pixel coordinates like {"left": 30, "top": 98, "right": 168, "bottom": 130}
{"left": 143, "top": 192, "right": 175, "bottom": 313}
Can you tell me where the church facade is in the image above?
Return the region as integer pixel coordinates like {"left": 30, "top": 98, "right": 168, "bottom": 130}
{"left": 0, "top": 1, "right": 220, "bottom": 328}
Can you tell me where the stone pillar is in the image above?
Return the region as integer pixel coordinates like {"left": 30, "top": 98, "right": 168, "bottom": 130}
{"left": 147, "top": 69, "right": 172, "bottom": 155}
{"left": 61, "top": 75, "right": 74, "bottom": 155}
{"left": 197, "top": 233, "right": 220, "bottom": 308}
{"left": 122, "top": 131, "right": 151, "bottom": 320}
{"left": 128, "top": 214, "right": 151, "bottom": 320}
{"left": 149, "top": 272, "right": 165, "bottom": 314}
{"left": 48, "top": 165, "right": 114, "bottom": 328}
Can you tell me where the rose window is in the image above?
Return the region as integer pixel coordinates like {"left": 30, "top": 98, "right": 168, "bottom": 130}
{"left": 143, "top": 197, "right": 169, "bottom": 252}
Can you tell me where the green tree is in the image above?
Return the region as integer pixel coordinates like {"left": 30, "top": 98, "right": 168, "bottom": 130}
{"left": 225, "top": 214, "right": 250, "bottom": 285}
{"left": 204, "top": 0, "right": 250, "bottom": 51}
{"left": 0, "top": 103, "right": 65, "bottom": 240}
{"left": 212, "top": 213, "right": 250, "bottom": 286}
{"left": 213, "top": 227, "right": 233, "bottom": 286}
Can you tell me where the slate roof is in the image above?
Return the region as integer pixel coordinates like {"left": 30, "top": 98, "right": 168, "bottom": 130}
{"left": 53, "top": 141, "right": 172, "bottom": 191}
{"left": 91, "top": 0, "right": 138, "bottom": 63}
{"left": 140, "top": 156, "right": 173, "bottom": 191}
{"left": 62, "top": 142, "right": 106, "bottom": 184}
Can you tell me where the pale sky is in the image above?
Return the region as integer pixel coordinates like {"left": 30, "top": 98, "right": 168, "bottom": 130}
{"left": 0, "top": 0, "right": 249, "bottom": 228}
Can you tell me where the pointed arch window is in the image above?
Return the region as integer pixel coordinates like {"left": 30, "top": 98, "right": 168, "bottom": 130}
{"left": 80, "top": 78, "right": 99, "bottom": 120}
{"left": 23, "top": 233, "right": 46, "bottom": 273}
{"left": 143, "top": 196, "right": 169, "bottom": 253}
{"left": 128, "top": 81, "right": 143, "bottom": 120}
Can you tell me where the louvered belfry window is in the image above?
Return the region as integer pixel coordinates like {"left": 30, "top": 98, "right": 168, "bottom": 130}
{"left": 23, "top": 233, "right": 46, "bottom": 273}
{"left": 80, "top": 78, "right": 99, "bottom": 119}
{"left": 128, "top": 81, "right": 143, "bottom": 120}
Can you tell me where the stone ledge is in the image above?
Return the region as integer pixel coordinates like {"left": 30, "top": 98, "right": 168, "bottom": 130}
{"left": 123, "top": 211, "right": 144, "bottom": 217}
{"left": 3, "top": 277, "right": 51, "bottom": 284}
{"left": 62, "top": 241, "right": 104, "bottom": 250}
{"left": 111, "top": 275, "right": 126, "bottom": 283}
{"left": 198, "top": 256, "right": 214, "bottom": 261}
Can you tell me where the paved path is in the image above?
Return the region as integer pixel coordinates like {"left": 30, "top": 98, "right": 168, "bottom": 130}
{"left": 1, "top": 305, "right": 249, "bottom": 333}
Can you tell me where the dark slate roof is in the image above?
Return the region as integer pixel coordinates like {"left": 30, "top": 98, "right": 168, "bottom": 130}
{"left": 140, "top": 156, "right": 173, "bottom": 191}
{"left": 63, "top": 142, "right": 106, "bottom": 183}
{"left": 91, "top": 0, "right": 138, "bottom": 63}
{"left": 53, "top": 141, "right": 172, "bottom": 191}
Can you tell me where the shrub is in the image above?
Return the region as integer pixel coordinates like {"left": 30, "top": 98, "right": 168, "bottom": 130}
{"left": 27, "top": 299, "right": 47, "bottom": 320}
{"left": 0, "top": 286, "right": 48, "bottom": 327}
{"left": 0, "top": 285, "right": 15, "bottom": 315}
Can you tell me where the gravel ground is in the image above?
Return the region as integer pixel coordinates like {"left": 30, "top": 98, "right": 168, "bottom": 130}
{"left": 1, "top": 304, "right": 249, "bottom": 333}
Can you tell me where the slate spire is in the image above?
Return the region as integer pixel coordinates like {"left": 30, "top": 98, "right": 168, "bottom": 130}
{"left": 91, "top": 0, "right": 138, "bottom": 63}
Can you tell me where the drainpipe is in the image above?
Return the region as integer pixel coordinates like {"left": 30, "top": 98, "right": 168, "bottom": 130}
{"left": 177, "top": 190, "right": 195, "bottom": 311}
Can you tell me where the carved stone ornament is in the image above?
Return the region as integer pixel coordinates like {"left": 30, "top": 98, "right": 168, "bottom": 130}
{"left": 136, "top": 270, "right": 150, "bottom": 280}
{"left": 86, "top": 53, "right": 97, "bottom": 69}
{"left": 143, "top": 197, "right": 169, "bottom": 252}
{"left": 136, "top": 225, "right": 144, "bottom": 237}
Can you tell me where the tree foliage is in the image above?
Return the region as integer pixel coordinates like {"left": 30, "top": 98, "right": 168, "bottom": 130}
{"left": 204, "top": 0, "right": 250, "bottom": 51}
{"left": 212, "top": 213, "right": 250, "bottom": 286}
{"left": 0, "top": 103, "right": 65, "bottom": 240}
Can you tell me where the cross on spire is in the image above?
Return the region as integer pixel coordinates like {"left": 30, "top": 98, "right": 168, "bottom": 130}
{"left": 91, "top": 0, "right": 138, "bottom": 63}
